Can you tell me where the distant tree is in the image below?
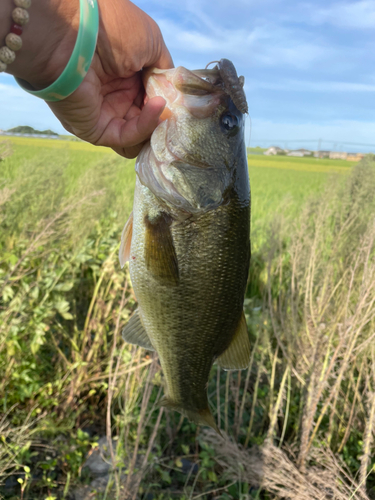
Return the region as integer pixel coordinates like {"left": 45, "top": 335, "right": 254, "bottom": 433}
{"left": 358, "top": 154, "right": 375, "bottom": 168}
{"left": 7, "top": 126, "right": 58, "bottom": 136}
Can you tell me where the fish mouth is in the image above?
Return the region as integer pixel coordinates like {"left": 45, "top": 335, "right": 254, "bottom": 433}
{"left": 144, "top": 66, "right": 225, "bottom": 120}
{"left": 136, "top": 66, "right": 236, "bottom": 213}
{"left": 143, "top": 66, "right": 226, "bottom": 166}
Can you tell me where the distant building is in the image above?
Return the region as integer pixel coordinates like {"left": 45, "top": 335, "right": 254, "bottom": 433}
{"left": 287, "top": 149, "right": 312, "bottom": 157}
{"left": 347, "top": 153, "right": 365, "bottom": 162}
{"left": 264, "top": 146, "right": 284, "bottom": 156}
{"left": 314, "top": 151, "right": 330, "bottom": 159}
{"left": 329, "top": 151, "right": 348, "bottom": 160}
{"left": 287, "top": 151, "right": 305, "bottom": 157}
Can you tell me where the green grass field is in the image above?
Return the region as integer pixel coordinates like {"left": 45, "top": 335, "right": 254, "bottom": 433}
{"left": 247, "top": 154, "right": 349, "bottom": 247}
{"left": 1, "top": 136, "right": 351, "bottom": 244}
{"left": 1, "top": 136, "right": 375, "bottom": 500}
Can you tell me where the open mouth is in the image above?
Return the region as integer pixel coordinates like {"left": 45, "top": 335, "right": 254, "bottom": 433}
{"left": 143, "top": 66, "right": 222, "bottom": 98}
{"left": 144, "top": 66, "right": 226, "bottom": 121}
{"left": 141, "top": 64, "right": 245, "bottom": 171}
{"left": 136, "top": 64, "right": 240, "bottom": 211}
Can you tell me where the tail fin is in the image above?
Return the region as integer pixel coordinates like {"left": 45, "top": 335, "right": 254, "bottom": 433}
{"left": 160, "top": 396, "right": 222, "bottom": 436}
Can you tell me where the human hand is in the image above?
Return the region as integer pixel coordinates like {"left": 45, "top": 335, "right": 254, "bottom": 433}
{"left": 48, "top": 0, "right": 173, "bottom": 158}
{"left": 3, "top": 0, "right": 173, "bottom": 158}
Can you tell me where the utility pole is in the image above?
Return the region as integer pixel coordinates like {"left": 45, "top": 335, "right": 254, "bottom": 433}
{"left": 317, "top": 138, "right": 321, "bottom": 160}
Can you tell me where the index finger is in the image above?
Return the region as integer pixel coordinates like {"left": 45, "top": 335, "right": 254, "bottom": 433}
{"left": 153, "top": 40, "right": 174, "bottom": 70}
{"left": 145, "top": 20, "right": 174, "bottom": 70}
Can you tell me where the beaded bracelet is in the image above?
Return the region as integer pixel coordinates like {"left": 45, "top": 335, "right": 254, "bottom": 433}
{"left": 0, "top": 0, "right": 31, "bottom": 73}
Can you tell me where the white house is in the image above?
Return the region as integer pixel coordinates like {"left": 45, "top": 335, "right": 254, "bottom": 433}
{"left": 264, "top": 146, "right": 284, "bottom": 156}
{"left": 287, "top": 151, "right": 304, "bottom": 157}
{"left": 329, "top": 152, "right": 348, "bottom": 160}
{"left": 287, "top": 149, "right": 312, "bottom": 157}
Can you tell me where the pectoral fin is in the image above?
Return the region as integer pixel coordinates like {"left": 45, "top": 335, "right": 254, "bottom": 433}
{"left": 144, "top": 213, "right": 179, "bottom": 287}
{"left": 122, "top": 308, "right": 155, "bottom": 351}
{"left": 216, "top": 311, "right": 250, "bottom": 370}
{"left": 119, "top": 211, "right": 133, "bottom": 268}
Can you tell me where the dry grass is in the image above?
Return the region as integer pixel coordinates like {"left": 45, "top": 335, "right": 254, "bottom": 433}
{"left": 207, "top": 160, "right": 375, "bottom": 497}
{"left": 202, "top": 428, "right": 370, "bottom": 500}
{"left": 1, "top": 151, "right": 374, "bottom": 498}
{"left": 0, "top": 186, "right": 15, "bottom": 207}
{"left": 0, "top": 139, "right": 12, "bottom": 161}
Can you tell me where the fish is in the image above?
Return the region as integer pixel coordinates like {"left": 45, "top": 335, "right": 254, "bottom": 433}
{"left": 119, "top": 60, "right": 251, "bottom": 433}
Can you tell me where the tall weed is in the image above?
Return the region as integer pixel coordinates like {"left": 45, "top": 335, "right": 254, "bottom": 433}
{"left": 1, "top": 155, "right": 375, "bottom": 499}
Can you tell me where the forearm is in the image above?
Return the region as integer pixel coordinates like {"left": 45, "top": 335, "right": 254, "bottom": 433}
{"left": 0, "top": 0, "right": 173, "bottom": 157}
{"left": 0, "top": 0, "right": 78, "bottom": 88}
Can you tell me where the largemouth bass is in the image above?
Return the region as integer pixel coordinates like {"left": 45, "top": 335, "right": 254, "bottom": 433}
{"left": 119, "top": 60, "right": 251, "bottom": 433}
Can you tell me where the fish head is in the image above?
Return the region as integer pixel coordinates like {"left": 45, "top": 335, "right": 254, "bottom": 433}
{"left": 136, "top": 64, "right": 248, "bottom": 214}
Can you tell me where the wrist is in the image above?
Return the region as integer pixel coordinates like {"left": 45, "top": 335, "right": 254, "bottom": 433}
{"left": 4, "top": 0, "right": 79, "bottom": 89}
{"left": 0, "top": 3, "right": 13, "bottom": 53}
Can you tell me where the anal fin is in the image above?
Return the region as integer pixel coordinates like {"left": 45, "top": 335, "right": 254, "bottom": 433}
{"left": 119, "top": 211, "right": 133, "bottom": 268}
{"left": 216, "top": 310, "right": 250, "bottom": 370}
{"left": 122, "top": 308, "right": 155, "bottom": 351}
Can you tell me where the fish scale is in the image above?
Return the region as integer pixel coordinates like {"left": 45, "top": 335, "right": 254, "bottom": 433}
{"left": 129, "top": 179, "right": 250, "bottom": 422}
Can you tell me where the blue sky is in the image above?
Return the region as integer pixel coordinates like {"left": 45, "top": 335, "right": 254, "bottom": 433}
{"left": 1, "top": 0, "right": 374, "bottom": 152}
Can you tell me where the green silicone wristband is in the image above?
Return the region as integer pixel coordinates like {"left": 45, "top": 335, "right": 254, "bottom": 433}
{"left": 15, "top": 0, "right": 99, "bottom": 102}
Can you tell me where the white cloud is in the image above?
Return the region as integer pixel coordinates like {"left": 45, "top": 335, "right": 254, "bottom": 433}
{"left": 251, "top": 31, "right": 330, "bottom": 70}
{"left": 158, "top": 19, "right": 246, "bottom": 54}
{"left": 306, "top": 0, "right": 375, "bottom": 29}
{"left": 1, "top": 1, "right": 373, "bottom": 149}
{"left": 158, "top": 18, "right": 333, "bottom": 70}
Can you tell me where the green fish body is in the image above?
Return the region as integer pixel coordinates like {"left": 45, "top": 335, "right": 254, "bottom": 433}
{"left": 120, "top": 62, "right": 251, "bottom": 432}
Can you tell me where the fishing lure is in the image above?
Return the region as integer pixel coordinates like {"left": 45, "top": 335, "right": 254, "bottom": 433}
{"left": 205, "top": 58, "right": 248, "bottom": 114}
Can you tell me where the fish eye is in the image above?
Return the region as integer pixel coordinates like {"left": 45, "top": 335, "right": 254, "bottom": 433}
{"left": 221, "top": 112, "right": 239, "bottom": 132}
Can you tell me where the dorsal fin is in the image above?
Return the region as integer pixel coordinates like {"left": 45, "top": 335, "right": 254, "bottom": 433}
{"left": 216, "top": 311, "right": 250, "bottom": 370}
{"left": 119, "top": 211, "right": 133, "bottom": 268}
{"left": 122, "top": 308, "right": 155, "bottom": 351}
